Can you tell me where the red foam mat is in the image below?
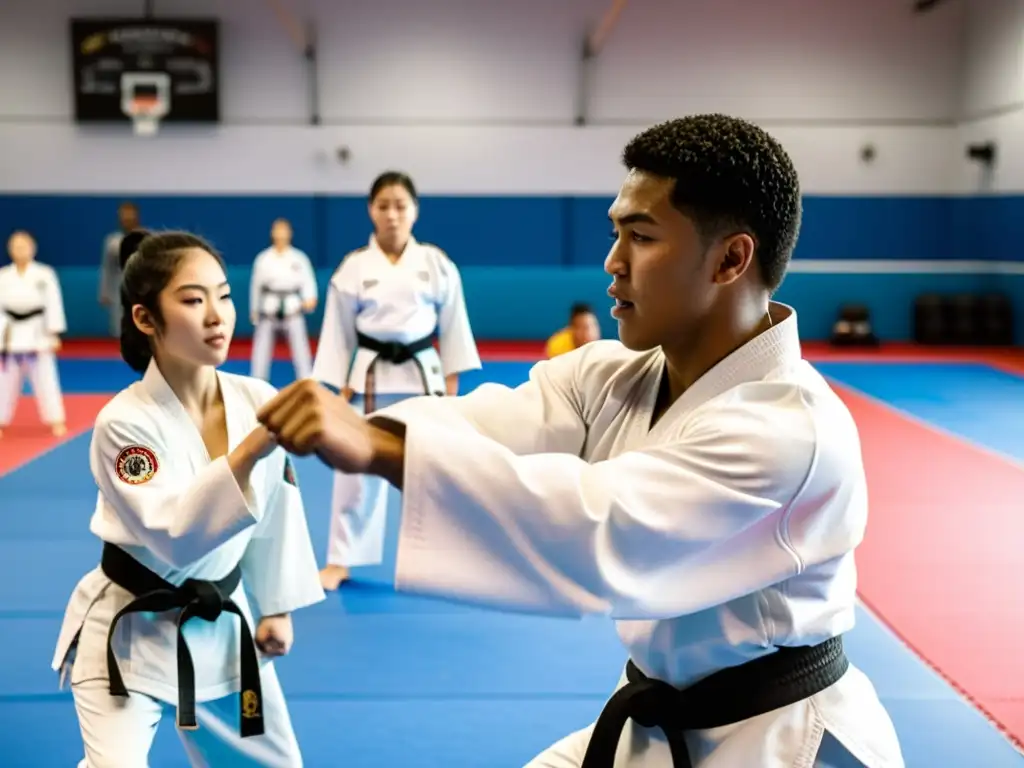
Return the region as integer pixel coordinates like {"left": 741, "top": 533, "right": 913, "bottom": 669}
{"left": 833, "top": 382, "right": 1024, "bottom": 749}
{"left": 0, "top": 394, "right": 111, "bottom": 476}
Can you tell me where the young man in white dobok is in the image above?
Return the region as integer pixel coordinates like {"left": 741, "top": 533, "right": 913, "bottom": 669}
{"left": 258, "top": 115, "right": 905, "bottom": 768}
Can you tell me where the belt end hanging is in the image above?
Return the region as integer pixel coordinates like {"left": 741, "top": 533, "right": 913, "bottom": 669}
{"left": 176, "top": 710, "right": 200, "bottom": 731}
{"left": 239, "top": 687, "right": 265, "bottom": 738}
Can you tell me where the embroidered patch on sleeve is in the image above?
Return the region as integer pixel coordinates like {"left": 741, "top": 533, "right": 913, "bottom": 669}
{"left": 283, "top": 457, "right": 298, "bottom": 487}
{"left": 115, "top": 445, "right": 159, "bottom": 485}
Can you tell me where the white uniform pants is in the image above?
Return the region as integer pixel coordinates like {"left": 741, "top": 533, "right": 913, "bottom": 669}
{"left": 251, "top": 314, "right": 312, "bottom": 382}
{"left": 71, "top": 663, "right": 302, "bottom": 768}
{"left": 526, "top": 666, "right": 902, "bottom": 768}
{"left": 326, "top": 392, "right": 416, "bottom": 568}
{"left": 0, "top": 350, "right": 65, "bottom": 426}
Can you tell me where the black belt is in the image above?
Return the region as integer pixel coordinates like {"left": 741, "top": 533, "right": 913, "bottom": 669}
{"left": 100, "top": 543, "right": 265, "bottom": 737}
{"left": 259, "top": 287, "right": 302, "bottom": 320}
{"left": 580, "top": 636, "right": 849, "bottom": 768}
{"left": 355, "top": 331, "right": 440, "bottom": 412}
{"left": 5, "top": 307, "right": 44, "bottom": 321}
{"left": 2, "top": 309, "right": 46, "bottom": 362}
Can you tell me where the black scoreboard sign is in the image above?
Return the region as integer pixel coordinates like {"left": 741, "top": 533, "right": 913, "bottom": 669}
{"left": 70, "top": 18, "right": 219, "bottom": 123}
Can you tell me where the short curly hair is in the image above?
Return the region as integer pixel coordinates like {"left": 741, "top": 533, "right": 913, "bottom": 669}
{"left": 621, "top": 114, "right": 802, "bottom": 293}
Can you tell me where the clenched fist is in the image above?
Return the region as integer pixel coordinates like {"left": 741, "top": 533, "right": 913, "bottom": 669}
{"left": 255, "top": 614, "right": 293, "bottom": 657}
{"left": 255, "top": 379, "right": 377, "bottom": 475}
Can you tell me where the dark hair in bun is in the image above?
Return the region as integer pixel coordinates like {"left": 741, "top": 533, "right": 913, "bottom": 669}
{"left": 118, "top": 230, "right": 224, "bottom": 373}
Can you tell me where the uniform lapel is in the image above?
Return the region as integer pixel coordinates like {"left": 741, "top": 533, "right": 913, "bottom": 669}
{"left": 139, "top": 361, "right": 207, "bottom": 469}
{"left": 646, "top": 302, "right": 803, "bottom": 440}
{"left": 215, "top": 371, "right": 246, "bottom": 451}
{"left": 139, "top": 361, "right": 241, "bottom": 462}
{"left": 368, "top": 234, "right": 419, "bottom": 266}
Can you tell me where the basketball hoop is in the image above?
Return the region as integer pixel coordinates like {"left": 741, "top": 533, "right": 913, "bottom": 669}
{"left": 120, "top": 72, "right": 171, "bottom": 137}
{"left": 127, "top": 97, "right": 164, "bottom": 136}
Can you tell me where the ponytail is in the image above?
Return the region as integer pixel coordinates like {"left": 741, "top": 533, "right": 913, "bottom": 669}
{"left": 118, "top": 229, "right": 154, "bottom": 373}
{"left": 119, "top": 303, "right": 153, "bottom": 373}
{"left": 118, "top": 229, "right": 150, "bottom": 272}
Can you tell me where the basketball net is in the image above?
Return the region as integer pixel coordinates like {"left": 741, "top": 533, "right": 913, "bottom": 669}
{"left": 128, "top": 96, "right": 163, "bottom": 137}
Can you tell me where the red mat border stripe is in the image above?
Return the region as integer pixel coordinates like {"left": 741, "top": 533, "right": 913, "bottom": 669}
{"left": 857, "top": 589, "right": 1024, "bottom": 753}
{"left": 831, "top": 376, "right": 1024, "bottom": 755}
{"left": 51, "top": 339, "right": 1024, "bottom": 367}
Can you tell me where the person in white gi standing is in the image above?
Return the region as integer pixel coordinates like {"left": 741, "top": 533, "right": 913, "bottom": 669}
{"left": 98, "top": 200, "right": 141, "bottom": 338}
{"left": 311, "top": 171, "right": 481, "bottom": 590}
{"left": 54, "top": 229, "right": 324, "bottom": 767}
{"left": 0, "top": 230, "right": 67, "bottom": 438}
{"left": 249, "top": 218, "right": 318, "bottom": 381}
{"left": 259, "top": 116, "right": 905, "bottom": 767}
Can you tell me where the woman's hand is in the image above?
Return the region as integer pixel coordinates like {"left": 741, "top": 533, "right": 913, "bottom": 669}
{"left": 255, "top": 613, "right": 293, "bottom": 657}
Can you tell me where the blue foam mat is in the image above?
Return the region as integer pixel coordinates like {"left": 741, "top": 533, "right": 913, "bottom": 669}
{"left": 817, "top": 361, "right": 1024, "bottom": 463}
{"left": 1, "top": 358, "right": 1022, "bottom": 766}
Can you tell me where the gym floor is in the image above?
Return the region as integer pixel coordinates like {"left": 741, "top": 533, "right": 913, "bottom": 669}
{"left": 1, "top": 340, "right": 1023, "bottom": 767}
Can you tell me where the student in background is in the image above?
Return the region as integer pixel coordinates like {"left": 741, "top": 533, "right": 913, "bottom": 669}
{"left": 546, "top": 302, "right": 601, "bottom": 358}
{"left": 248, "top": 218, "right": 318, "bottom": 382}
{"left": 99, "top": 201, "right": 141, "bottom": 338}
{"left": 0, "top": 230, "right": 67, "bottom": 438}
{"left": 311, "top": 170, "right": 481, "bottom": 590}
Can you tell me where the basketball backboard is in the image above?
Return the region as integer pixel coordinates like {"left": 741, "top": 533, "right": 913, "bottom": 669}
{"left": 70, "top": 18, "right": 220, "bottom": 133}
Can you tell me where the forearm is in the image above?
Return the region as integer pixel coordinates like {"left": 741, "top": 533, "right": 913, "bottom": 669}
{"left": 373, "top": 375, "right": 587, "bottom": 459}
{"left": 445, "top": 373, "right": 459, "bottom": 396}
{"left": 386, "top": 415, "right": 808, "bottom": 621}
{"left": 104, "top": 458, "right": 261, "bottom": 569}
{"left": 227, "top": 443, "right": 261, "bottom": 495}
{"left": 225, "top": 426, "right": 273, "bottom": 506}
{"left": 366, "top": 417, "right": 406, "bottom": 489}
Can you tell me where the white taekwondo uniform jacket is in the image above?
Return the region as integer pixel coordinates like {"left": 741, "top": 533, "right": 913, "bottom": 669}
{"left": 373, "top": 303, "right": 904, "bottom": 767}
{"left": 0, "top": 261, "right": 66, "bottom": 353}
{"left": 53, "top": 362, "right": 325, "bottom": 705}
{"left": 313, "top": 236, "right": 481, "bottom": 397}
{"left": 249, "top": 245, "right": 318, "bottom": 320}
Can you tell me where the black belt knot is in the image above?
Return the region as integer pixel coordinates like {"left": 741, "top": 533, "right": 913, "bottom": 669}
{"left": 259, "top": 287, "right": 301, "bottom": 320}
{"left": 379, "top": 340, "right": 413, "bottom": 363}
{"left": 356, "top": 331, "right": 434, "bottom": 364}
{"left": 622, "top": 676, "right": 685, "bottom": 730}
{"left": 179, "top": 578, "right": 229, "bottom": 622}
{"left": 99, "top": 543, "right": 265, "bottom": 738}
{"left": 580, "top": 636, "right": 849, "bottom": 768}
{"left": 354, "top": 331, "right": 442, "bottom": 411}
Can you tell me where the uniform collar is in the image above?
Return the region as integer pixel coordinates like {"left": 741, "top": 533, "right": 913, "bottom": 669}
{"left": 141, "top": 358, "right": 182, "bottom": 405}
{"left": 140, "top": 357, "right": 224, "bottom": 407}
{"left": 140, "top": 359, "right": 244, "bottom": 454}
{"left": 650, "top": 302, "right": 803, "bottom": 426}
{"left": 368, "top": 234, "right": 418, "bottom": 259}
{"left": 7, "top": 261, "right": 40, "bottom": 277}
